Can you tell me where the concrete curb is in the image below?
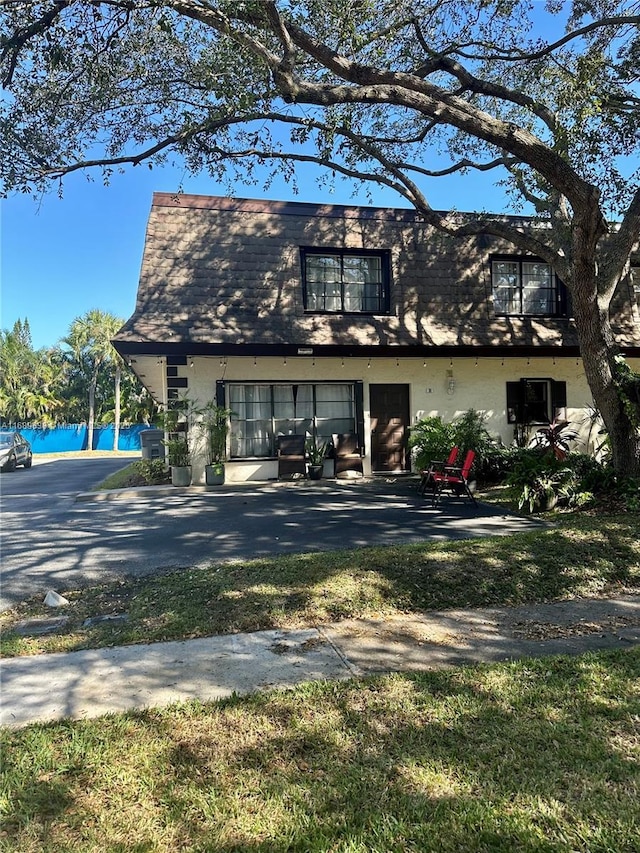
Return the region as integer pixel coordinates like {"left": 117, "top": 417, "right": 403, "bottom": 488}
{"left": 75, "top": 477, "right": 382, "bottom": 502}
{"left": 76, "top": 485, "right": 198, "bottom": 502}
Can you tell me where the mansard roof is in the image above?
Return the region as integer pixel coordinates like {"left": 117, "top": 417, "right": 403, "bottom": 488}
{"left": 113, "top": 193, "right": 639, "bottom": 358}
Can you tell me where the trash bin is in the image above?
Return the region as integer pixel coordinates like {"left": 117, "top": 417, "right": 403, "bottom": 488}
{"left": 140, "top": 429, "right": 165, "bottom": 460}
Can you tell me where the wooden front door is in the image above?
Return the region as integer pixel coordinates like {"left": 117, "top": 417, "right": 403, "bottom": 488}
{"left": 369, "top": 384, "right": 410, "bottom": 472}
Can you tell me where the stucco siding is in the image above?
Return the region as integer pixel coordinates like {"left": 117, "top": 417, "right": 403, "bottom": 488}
{"left": 170, "top": 352, "right": 627, "bottom": 484}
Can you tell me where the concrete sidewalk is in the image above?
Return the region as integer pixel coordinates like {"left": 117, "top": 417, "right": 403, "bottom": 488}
{"left": 2, "top": 595, "right": 638, "bottom": 728}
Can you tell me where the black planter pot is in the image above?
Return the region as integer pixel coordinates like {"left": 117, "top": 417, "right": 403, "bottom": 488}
{"left": 308, "top": 464, "right": 323, "bottom": 480}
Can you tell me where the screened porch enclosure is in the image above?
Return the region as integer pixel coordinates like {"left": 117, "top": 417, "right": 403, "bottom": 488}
{"left": 228, "top": 382, "right": 359, "bottom": 458}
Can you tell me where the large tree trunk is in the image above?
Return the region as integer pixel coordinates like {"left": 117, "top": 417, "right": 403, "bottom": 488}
{"left": 576, "top": 321, "right": 640, "bottom": 475}
{"left": 570, "top": 242, "right": 640, "bottom": 477}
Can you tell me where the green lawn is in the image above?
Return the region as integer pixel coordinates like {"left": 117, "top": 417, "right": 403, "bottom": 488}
{"left": 1, "top": 649, "right": 638, "bottom": 852}
{"left": 2, "top": 504, "right": 639, "bottom": 851}
{"left": 2, "top": 513, "right": 638, "bottom": 657}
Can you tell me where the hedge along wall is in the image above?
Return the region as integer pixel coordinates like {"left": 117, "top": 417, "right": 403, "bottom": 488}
{"left": 14, "top": 425, "right": 148, "bottom": 454}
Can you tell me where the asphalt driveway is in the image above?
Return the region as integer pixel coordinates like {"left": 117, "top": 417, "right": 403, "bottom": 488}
{"left": 0, "top": 460, "right": 545, "bottom": 611}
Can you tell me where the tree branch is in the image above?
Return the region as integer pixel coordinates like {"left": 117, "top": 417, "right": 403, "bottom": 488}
{"left": 396, "top": 153, "right": 517, "bottom": 179}
{"left": 274, "top": 18, "right": 600, "bottom": 213}
{"left": 23, "top": 111, "right": 281, "bottom": 180}
{"left": 202, "top": 144, "right": 424, "bottom": 206}
{"left": 600, "top": 186, "right": 640, "bottom": 300}
{"left": 1, "top": 0, "right": 71, "bottom": 87}
{"left": 412, "top": 42, "right": 558, "bottom": 133}
{"left": 453, "top": 15, "right": 640, "bottom": 62}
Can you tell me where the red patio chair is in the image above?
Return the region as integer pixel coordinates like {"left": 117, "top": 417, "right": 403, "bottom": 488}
{"left": 418, "top": 446, "right": 458, "bottom": 496}
{"left": 431, "top": 449, "right": 477, "bottom": 506}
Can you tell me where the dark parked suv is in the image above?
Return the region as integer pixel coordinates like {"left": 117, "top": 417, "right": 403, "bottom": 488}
{"left": 0, "top": 431, "right": 33, "bottom": 471}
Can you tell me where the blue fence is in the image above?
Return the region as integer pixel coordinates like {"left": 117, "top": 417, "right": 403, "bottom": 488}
{"left": 13, "top": 425, "right": 148, "bottom": 454}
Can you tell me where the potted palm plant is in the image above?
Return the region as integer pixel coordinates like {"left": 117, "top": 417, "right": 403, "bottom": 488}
{"left": 201, "top": 402, "right": 233, "bottom": 485}
{"left": 306, "top": 436, "right": 328, "bottom": 480}
{"left": 166, "top": 435, "right": 192, "bottom": 486}
{"left": 161, "top": 404, "right": 193, "bottom": 486}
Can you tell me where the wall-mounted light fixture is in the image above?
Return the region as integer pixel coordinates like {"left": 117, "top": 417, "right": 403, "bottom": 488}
{"left": 446, "top": 368, "right": 456, "bottom": 395}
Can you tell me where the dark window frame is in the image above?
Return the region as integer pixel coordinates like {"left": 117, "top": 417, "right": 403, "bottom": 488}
{"left": 491, "top": 255, "right": 569, "bottom": 318}
{"left": 223, "top": 380, "right": 364, "bottom": 459}
{"left": 301, "top": 247, "right": 391, "bottom": 314}
{"left": 506, "top": 378, "right": 567, "bottom": 425}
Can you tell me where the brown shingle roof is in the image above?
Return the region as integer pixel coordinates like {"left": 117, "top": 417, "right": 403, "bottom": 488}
{"left": 113, "top": 193, "right": 638, "bottom": 354}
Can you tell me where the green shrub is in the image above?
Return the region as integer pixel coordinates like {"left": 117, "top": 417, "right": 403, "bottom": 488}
{"left": 131, "top": 459, "right": 170, "bottom": 485}
{"left": 452, "top": 409, "right": 502, "bottom": 482}
{"left": 567, "top": 453, "right": 618, "bottom": 492}
{"left": 506, "top": 450, "right": 640, "bottom": 514}
{"left": 408, "top": 416, "right": 455, "bottom": 471}
{"left": 479, "top": 444, "right": 521, "bottom": 483}
{"left": 409, "top": 409, "right": 499, "bottom": 482}
{"left": 506, "top": 449, "right": 565, "bottom": 487}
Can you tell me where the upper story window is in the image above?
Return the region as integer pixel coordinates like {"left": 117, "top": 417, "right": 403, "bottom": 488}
{"left": 491, "top": 256, "right": 568, "bottom": 317}
{"left": 302, "top": 248, "right": 390, "bottom": 314}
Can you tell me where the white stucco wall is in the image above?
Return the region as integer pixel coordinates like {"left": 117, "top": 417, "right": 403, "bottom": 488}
{"left": 164, "top": 352, "right": 640, "bottom": 484}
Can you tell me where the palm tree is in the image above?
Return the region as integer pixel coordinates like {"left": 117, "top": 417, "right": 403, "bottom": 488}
{"left": 63, "top": 310, "right": 124, "bottom": 451}
{"left": 0, "top": 319, "right": 63, "bottom": 424}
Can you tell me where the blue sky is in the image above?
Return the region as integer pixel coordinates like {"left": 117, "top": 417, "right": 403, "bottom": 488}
{"left": 1, "top": 161, "right": 512, "bottom": 350}
{"left": 0, "top": 158, "right": 505, "bottom": 349}
{"left": 0, "top": 0, "right": 571, "bottom": 352}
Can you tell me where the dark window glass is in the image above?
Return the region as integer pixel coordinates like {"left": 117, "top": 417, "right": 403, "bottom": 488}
{"left": 506, "top": 379, "right": 567, "bottom": 424}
